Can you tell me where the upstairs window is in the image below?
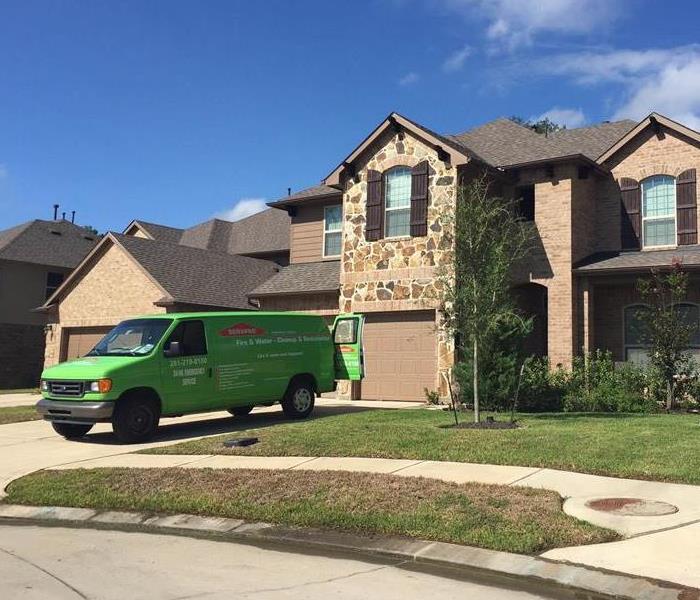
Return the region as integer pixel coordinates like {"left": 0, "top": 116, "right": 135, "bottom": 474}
{"left": 323, "top": 205, "right": 342, "bottom": 257}
{"left": 642, "top": 175, "right": 676, "bottom": 248}
{"left": 45, "top": 272, "right": 64, "bottom": 299}
{"left": 384, "top": 167, "right": 411, "bottom": 238}
{"left": 515, "top": 185, "right": 535, "bottom": 222}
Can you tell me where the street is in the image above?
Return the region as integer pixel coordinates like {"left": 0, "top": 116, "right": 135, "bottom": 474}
{"left": 0, "top": 524, "right": 547, "bottom": 599}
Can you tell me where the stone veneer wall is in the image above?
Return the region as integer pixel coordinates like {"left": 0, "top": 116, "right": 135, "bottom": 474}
{"left": 339, "top": 129, "right": 457, "bottom": 397}
{"left": 44, "top": 242, "right": 165, "bottom": 367}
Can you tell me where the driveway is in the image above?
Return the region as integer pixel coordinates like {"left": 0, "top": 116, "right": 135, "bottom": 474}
{"left": 0, "top": 392, "right": 40, "bottom": 408}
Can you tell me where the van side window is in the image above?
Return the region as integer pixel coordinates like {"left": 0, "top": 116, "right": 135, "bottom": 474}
{"left": 165, "top": 321, "right": 207, "bottom": 356}
{"left": 334, "top": 319, "right": 357, "bottom": 344}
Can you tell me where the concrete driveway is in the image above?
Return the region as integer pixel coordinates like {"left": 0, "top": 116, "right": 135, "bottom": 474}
{"left": 0, "top": 392, "right": 40, "bottom": 408}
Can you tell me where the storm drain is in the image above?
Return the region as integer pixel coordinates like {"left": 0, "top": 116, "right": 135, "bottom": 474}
{"left": 585, "top": 497, "right": 678, "bottom": 516}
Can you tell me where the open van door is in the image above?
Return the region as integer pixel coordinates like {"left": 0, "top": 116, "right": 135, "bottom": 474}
{"left": 332, "top": 314, "right": 365, "bottom": 380}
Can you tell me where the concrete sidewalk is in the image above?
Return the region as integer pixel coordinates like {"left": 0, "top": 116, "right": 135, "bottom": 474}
{"left": 0, "top": 393, "right": 40, "bottom": 408}
{"left": 47, "top": 452, "right": 700, "bottom": 588}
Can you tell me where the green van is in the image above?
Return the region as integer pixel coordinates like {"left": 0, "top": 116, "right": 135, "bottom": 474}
{"left": 37, "top": 312, "right": 365, "bottom": 443}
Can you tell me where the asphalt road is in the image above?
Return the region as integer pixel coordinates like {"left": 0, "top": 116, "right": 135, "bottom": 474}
{"left": 0, "top": 524, "right": 549, "bottom": 599}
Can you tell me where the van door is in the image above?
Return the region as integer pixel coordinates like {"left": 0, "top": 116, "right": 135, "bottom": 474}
{"left": 332, "top": 314, "right": 365, "bottom": 380}
{"left": 160, "top": 320, "right": 215, "bottom": 414}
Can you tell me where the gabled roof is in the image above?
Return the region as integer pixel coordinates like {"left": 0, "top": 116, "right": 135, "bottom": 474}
{"left": 44, "top": 233, "right": 280, "bottom": 310}
{"left": 576, "top": 246, "right": 700, "bottom": 275}
{"left": 249, "top": 260, "right": 340, "bottom": 297}
{"left": 0, "top": 219, "right": 98, "bottom": 269}
{"left": 597, "top": 112, "right": 700, "bottom": 163}
{"left": 269, "top": 184, "right": 342, "bottom": 209}
{"left": 124, "top": 208, "right": 290, "bottom": 257}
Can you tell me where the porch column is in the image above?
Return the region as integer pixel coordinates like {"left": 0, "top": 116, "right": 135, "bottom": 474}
{"left": 580, "top": 277, "right": 595, "bottom": 355}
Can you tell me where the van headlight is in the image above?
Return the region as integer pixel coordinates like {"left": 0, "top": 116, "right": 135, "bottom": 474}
{"left": 88, "top": 379, "right": 112, "bottom": 393}
{"left": 40, "top": 379, "right": 49, "bottom": 392}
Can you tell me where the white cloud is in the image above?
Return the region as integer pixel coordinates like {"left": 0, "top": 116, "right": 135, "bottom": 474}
{"left": 540, "top": 45, "right": 700, "bottom": 129}
{"left": 442, "top": 45, "right": 472, "bottom": 72}
{"left": 0, "top": 164, "right": 7, "bottom": 179}
{"left": 216, "top": 197, "right": 267, "bottom": 222}
{"left": 534, "top": 107, "right": 586, "bottom": 128}
{"left": 398, "top": 72, "right": 420, "bottom": 86}
{"left": 439, "top": 0, "right": 619, "bottom": 50}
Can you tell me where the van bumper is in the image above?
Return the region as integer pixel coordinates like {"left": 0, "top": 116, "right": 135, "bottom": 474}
{"left": 36, "top": 399, "right": 114, "bottom": 424}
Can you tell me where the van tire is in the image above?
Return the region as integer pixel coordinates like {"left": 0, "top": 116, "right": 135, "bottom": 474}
{"left": 228, "top": 406, "right": 253, "bottom": 417}
{"left": 52, "top": 422, "right": 93, "bottom": 439}
{"left": 282, "top": 378, "right": 315, "bottom": 419}
{"left": 112, "top": 395, "right": 160, "bottom": 444}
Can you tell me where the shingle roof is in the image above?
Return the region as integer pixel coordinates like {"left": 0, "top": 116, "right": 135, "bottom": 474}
{"left": 450, "top": 118, "right": 637, "bottom": 168}
{"left": 249, "top": 260, "right": 340, "bottom": 297}
{"left": 114, "top": 234, "right": 279, "bottom": 309}
{"left": 133, "top": 221, "right": 184, "bottom": 244}
{"left": 576, "top": 246, "right": 700, "bottom": 274}
{"left": 269, "top": 184, "right": 342, "bottom": 207}
{"left": 0, "top": 219, "right": 98, "bottom": 268}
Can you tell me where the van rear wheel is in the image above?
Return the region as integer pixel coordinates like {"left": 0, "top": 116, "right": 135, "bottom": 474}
{"left": 282, "top": 379, "right": 315, "bottom": 419}
{"left": 112, "top": 395, "right": 160, "bottom": 444}
{"left": 52, "top": 422, "right": 93, "bottom": 439}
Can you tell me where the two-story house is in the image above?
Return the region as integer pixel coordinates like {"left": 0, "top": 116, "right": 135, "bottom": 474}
{"left": 0, "top": 219, "right": 97, "bottom": 388}
{"left": 250, "top": 111, "right": 700, "bottom": 402}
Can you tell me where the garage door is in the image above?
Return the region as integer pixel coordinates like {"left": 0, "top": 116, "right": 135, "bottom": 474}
{"left": 62, "top": 326, "right": 114, "bottom": 361}
{"left": 360, "top": 311, "right": 437, "bottom": 401}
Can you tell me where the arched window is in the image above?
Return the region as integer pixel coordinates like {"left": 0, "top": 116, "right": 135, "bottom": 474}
{"left": 624, "top": 304, "right": 650, "bottom": 363}
{"left": 384, "top": 167, "right": 412, "bottom": 238}
{"left": 641, "top": 175, "right": 676, "bottom": 248}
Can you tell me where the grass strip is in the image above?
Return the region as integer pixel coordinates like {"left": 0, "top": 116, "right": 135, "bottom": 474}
{"left": 5, "top": 467, "right": 617, "bottom": 554}
{"left": 0, "top": 406, "right": 41, "bottom": 425}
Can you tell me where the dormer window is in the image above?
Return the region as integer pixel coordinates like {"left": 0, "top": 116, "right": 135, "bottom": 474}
{"left": 384, "top": 167, "right": 412, "bottom": 238}
{"left": 323, "top": 205, "right": 342, "bottom": 257}
{"left": 642, "top": 175, "right": 676, "bottom": 248}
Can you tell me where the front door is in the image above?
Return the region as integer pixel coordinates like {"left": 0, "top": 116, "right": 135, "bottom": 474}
{"left": 160, "top": 320, "right": 215, "bottom": 414}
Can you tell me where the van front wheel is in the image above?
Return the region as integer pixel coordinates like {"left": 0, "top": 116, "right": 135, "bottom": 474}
{"left": 112, "top": 396, "right": 160, "bottom": 444}
{"left": 282, "top": 379, "right": 315, "bottom": 419}
{"left": 52, "top": 422, "right": 93, "bottom": 439}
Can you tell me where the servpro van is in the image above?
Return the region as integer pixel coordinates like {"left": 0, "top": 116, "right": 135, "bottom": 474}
{"left": 37, "top": 312, "right": 364, "bottom": 443}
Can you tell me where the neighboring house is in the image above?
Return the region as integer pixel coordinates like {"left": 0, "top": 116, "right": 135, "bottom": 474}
{"left": 41, "top": 209, "right": 288, "bottom": 366}
{"left": 250, "top": 111, "right": 700, "bottom": 401}
{"left": 0, "top": 219, "right": 97, "bottom": 387}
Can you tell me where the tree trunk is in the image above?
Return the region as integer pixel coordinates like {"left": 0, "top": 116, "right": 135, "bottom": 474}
{"left": 666, "top": 379, "right": 674, "bottom": 411}
{"left": 473, "top": 338, "right": 480, "bottom": 423}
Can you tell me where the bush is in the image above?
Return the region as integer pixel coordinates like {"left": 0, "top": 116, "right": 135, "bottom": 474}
{"left": 517, "top": 357, "right": 565, "bottom": 412}
{"left": 454, "top": 349, "right": 521, "bottom": 412}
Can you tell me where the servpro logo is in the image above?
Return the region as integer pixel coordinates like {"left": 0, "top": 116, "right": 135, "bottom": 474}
{"left": 219, "top": 323, "right": 265, "bottom": 337}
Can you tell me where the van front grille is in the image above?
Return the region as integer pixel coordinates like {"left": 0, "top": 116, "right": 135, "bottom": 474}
{"left": 48, "top": 381, "right": 84, "bottom": 398}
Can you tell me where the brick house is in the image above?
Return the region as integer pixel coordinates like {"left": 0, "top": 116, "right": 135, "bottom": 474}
{"left": 40, "top": 209, "right": 288, "bottom": 366}
{"left": 0, "top": 219, "right": 97, "bottom": 387}
{"left": 250, "top": 111, "right": 700, "bottom": 401}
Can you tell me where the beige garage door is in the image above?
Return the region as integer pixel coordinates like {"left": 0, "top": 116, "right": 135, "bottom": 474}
{"left": 360, "top": 311, "right": 437, "bottom": 402}
{"left": 62, "top": 326, "right": 114, "bottom": 361}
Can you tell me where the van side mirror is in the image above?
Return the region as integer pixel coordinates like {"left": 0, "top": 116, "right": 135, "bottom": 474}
{"left": 164, "top": 341, "right": 182, "bottom": 358}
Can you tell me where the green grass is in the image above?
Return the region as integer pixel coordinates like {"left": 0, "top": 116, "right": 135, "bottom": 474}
{"left": 142, "top": 409, "right": 700, "bottom": 484}
{"left": 0, "top": 405, "right": 41, "bottom": 425}
{"left": 4, "top": 467, "right": 617, "bottom": 554}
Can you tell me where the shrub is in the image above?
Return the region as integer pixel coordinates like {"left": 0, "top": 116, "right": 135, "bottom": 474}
{"left": 517, "top": 357, "right": 565, "bottom": 412}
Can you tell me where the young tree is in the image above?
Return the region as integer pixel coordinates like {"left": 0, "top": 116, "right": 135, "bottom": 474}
{"left": 439, "top": 176, "right": 535, "bottom": 422}
{"left": 509, "top": 116, "right": 564, "bottom": 136}
{"left": 637, "top": 261, "right": 696, "bottom": 410}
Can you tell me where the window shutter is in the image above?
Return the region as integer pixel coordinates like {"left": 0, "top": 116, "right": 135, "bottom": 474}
{"left": 620, "top": 177, "right": 641, "bottom": 250}
{"left": 677, "top": 169, "right": 697, "bottom": 245}
{"left": 366, "top": 169, "right": 383, "bottom": 241}
{"left": 410, "top": 161, "right": 429, "bottom": 237}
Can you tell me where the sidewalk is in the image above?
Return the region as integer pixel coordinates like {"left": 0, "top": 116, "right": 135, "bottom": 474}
{"left": 0, "top": 393, "right": 39, "bottom": 408}
{"left": 46, "top": 452, "right": 700, "bottom": 588}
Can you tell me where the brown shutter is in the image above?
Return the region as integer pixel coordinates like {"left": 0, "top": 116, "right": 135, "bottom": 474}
{"left": 410, "top": 161, "right": 429, "bottom": 237}
{"left": 366, "top": 169, "right": 383, "bottom": 241}
{"left": 620, "top": 177, "right": 641, "bottom": 250}
{"left": 677, "top": 169, "right": 697, "bottom": 245}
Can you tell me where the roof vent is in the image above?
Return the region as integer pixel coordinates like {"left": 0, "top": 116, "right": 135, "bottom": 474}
{"left": 49, "top": 229, "right": 62, "bottom": 236}
{"left": 83, "top": 235, "right": 95, "bottom": 241}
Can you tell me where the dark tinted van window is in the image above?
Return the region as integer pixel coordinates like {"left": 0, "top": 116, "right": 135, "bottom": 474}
{"left": 165, "top": 321, "right": 207, "bottom": 356}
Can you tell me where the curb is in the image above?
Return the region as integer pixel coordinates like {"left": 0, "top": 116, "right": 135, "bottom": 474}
{"left": 1, "top": 504, "right": 696, "bottom": 600}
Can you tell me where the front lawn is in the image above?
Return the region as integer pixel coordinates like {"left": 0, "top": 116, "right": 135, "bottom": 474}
{"left": 0, "top": 406, "right": 42, "bottom": 425}
{"left": 142, "top": 409, "right": 700, "bottom": 484}
{"left": 4, "top": 467, "right": 617, "bottom": 554}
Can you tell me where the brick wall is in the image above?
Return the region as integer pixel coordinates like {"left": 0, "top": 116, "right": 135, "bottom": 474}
{"left": 0, "top": 323, "right": 45, "bottom": 388}
{"left": 44, "top": 242, "right": 165, "bottom": 367}
{"left": 258, "top": 292, "right": 339, "bottom": 315}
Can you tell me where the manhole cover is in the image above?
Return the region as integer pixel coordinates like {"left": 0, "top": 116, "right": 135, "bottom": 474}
{"left": 585, "top": 497, "right": 678, "bottom": 516}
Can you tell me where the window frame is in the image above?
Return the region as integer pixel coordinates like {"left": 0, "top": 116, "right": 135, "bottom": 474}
{"left": 383, "top": 166, "right": 412, "bottom": 239}
{"left": 641, "top": 175, "right": 677, "bottom": 249}
{"left": 45, "top": 271, "right": 64, "bottom": 300}
{"left": 322, "top": 204, "right": 343, "bottom": 258}
{"left": 163, "top": 319, "right": 208, "bottom": 357}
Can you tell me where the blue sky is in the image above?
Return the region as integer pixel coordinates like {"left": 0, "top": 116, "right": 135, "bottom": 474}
{"left": 1, "top": 0, "right": 700, "bottom": 232}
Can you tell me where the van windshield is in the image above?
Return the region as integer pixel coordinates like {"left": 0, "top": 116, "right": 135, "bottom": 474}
{"left": 86, "top": 319, "right": 173, "bottom": 357}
